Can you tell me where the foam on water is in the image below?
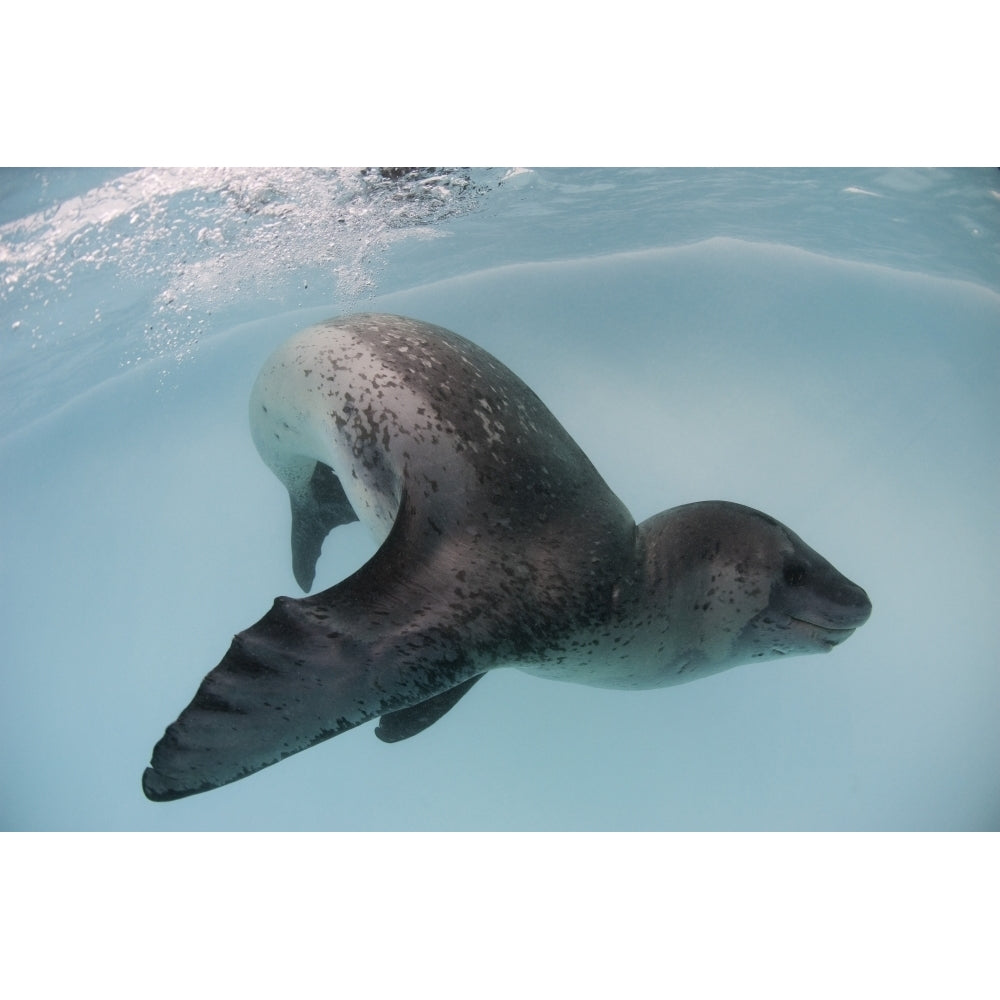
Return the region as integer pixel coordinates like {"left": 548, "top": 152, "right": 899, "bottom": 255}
{"left": 0, "top": 167, "right": 498, "bottom": 434}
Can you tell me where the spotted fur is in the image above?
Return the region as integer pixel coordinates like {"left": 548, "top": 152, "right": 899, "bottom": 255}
{"left": 143, "top": 315, "right": 871, "bottom": 801}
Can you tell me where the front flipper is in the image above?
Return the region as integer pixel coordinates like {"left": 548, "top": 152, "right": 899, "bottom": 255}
{"left": 375, "top": 674, "right": 485, "bottom": 743}
{"left": 142, "top": 489, "right": 490, "bottom": 802}
{"left": 291, "top": 461, "right": 359, "bottom": 592}
{"left": 143, "top": 595, "right": 380, "bottom": 801}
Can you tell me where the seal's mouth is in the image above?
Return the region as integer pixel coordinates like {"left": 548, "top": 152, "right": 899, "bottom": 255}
{"left": 788, "top": 616, "right": 857, "bottom": 648}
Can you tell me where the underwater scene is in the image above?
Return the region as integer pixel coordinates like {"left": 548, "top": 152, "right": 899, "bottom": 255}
{"left": 1, "top": 167, "right": 998, "bottom": 831}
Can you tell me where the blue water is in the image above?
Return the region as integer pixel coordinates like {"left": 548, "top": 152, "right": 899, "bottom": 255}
{"left": 1, "top": 167, "right": 998, "bottom": 831}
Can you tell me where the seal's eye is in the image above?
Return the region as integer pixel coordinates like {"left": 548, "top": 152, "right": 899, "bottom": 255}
{"left": 783, "top": 563, "right": 807, "bottom": 586}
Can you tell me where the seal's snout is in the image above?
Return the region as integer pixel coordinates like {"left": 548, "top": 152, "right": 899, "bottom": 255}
{"left": 798, "top": 558, "right": 872, "bottom": 631}
{"left": 848, "top": 584, "right": 873, "bottom": 627}
{"left": 833, "top": 578, "right": 872, "bottom": 629}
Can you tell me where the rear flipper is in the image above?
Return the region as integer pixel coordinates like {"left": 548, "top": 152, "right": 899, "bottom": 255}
{"left": 375, "top": 674, "right": 485, "bottom": 743}
{"left": 291, "top": 461, "right": 359, "bottom": 592}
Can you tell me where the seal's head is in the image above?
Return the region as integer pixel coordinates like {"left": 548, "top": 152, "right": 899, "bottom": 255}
{"left": 640, "top": 501, "right": 872, "bottom": 673}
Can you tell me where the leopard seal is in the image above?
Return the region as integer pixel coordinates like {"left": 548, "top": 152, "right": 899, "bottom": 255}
{"left": 142, "top": 313, "right": 872, "bottom": 801}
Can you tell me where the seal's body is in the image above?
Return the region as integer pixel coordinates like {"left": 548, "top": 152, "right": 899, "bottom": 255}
{"left": 143, "top": 315, "right": 871, "bottom": 801}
